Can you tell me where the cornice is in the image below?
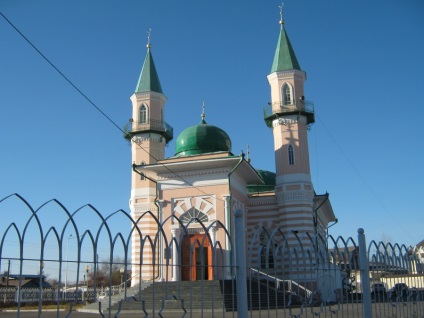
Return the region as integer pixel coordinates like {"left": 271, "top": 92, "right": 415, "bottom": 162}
{"left": 247, "top": 197, "right": 277, "bottom": 206}
{"left": 272, "top": 117, "right": 299, "bottom": 128}
{"left": 131, "top": 205, "right": 159, "bottom": 213}
{"left": 159, "top": 168, "right": 230, "bottom": 180}
{"left": 268, "top": 70, "right": 306, "bottom": 81}
{"left": 276, "top": 193, "right": 314, "bottom": 203}
{"left": 132, "top": 135, "right": 163, "bottom": 144}
{"left": 160, "top": 180, "right": 227, "bottom": 190}
{"left": 131, "top": 91, "right": 166, "bottom": 102}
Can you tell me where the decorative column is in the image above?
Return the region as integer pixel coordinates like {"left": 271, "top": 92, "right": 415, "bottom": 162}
{"left": 209, "top": 226, "right": 217, "bottom": 279}
{"left": 171, "top": 227, "right": 181, "bottom": 281}
{"left": 223, "top": 195, "right": 232, "bottom": 279}
{"left": 210, "top": 226, "right": 216, "bottom": 246}
{"left": 157, "top": 200, "right": 165, "bottom": 281}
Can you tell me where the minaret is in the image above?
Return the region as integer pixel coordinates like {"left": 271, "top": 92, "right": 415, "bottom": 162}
{"left": 265, "top": 6, "right": 316, "bottom": 242}
{"left": 126, "top": 31, "right": 173, "bottom": 283}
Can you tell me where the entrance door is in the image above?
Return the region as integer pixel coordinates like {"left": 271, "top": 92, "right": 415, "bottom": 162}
{"left": 195, "top": 247, "right": 209, "bottom": 280}
{"left": 181, "top": 234, "right": 212, "bottom": 281}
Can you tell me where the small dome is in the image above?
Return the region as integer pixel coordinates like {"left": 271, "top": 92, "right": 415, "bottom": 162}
{"left": 174, "top": 119, "right": 232, "bottom": 157}
{"left": 247, "top": 169, "right": 276, "bottom": 194}
{"left": 256, "top": 170, "right": 276, "bottom": 186}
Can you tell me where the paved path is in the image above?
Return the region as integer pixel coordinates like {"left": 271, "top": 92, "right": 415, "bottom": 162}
{"left": 0, "top": 310, "right": 244, "bottom": 317}
{"left": 2, "top": 302, "right": 423, "bottom": 318}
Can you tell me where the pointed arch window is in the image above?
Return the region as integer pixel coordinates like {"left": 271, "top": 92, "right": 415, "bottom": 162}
{"left": 180, "top": 208, "right": 209, "bottom": 224}
{"left": 258, "top": 230, "right": 274, "bottom": 269}
{"left": 260, "top": 246, "right": 275, "bottom": 269}
{"left": 139, "top": 104, "right": 148, "bottom": 124}
{"left": 288, "top": 145, "right": 295, "bottom": 165}
{"left": 282, "top": 83, "right": 293, "bottom": 106}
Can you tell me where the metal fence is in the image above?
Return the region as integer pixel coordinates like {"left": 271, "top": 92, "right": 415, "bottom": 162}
{"left": 0, "top": 287, "right": 107, "bottom": 304}
{"left": 1, "top": 193, "right": 423, "bottom": 317}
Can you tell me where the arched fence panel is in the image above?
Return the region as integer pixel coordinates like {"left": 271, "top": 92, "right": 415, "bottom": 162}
{"left": 1, "top": 195, "right": 424, "bottom": 318}
{"left": 246, "top": 225, "right": 424, "bottom": 318}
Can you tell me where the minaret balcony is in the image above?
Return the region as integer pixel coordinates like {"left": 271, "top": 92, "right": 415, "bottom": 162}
{"left": 124, "top": 119, "right": 173, "bottom": 142}
{"left": 263, "top": 99, "right": 315, "bottom": 127}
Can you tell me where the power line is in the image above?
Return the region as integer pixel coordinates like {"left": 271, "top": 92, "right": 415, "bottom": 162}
{"left": 315, "top": 113, "right": 412, "bottom": 240}
{"left": 0, "top": 10, "right": 226, "bottom": 203}
{"left": 0, "top": 11, "right": 122, "bottom": 134}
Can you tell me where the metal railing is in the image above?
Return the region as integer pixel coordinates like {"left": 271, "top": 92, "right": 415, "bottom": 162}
{"left": 124, "top": 119, "right": 173, "bottom": 141}
{"left": 263, "top": 99, "right": 315, "bottom": 126}
{"left": 97, "top": 273, "right": 140, "bottom": 299}
{"left": 249, "top": 267, "right": 313, "bottom": 299}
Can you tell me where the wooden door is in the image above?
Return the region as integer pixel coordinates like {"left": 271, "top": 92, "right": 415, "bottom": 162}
{"left": 181, "top": 234, "right": 213, "bottom": 281}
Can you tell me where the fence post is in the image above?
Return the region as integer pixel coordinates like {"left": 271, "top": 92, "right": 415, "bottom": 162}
{"left": 358, "top": 228, "right": 372, "bottom": 318}
{"left": 234, "top": 209, "right": 248, "bottom": 316}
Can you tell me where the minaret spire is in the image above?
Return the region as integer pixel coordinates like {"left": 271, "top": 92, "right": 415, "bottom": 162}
{"left": 135, "top": 28, "right": 163, "bottom": 94}
{"left": 201, "top": 101, "right": 206, "bottom": 123}
{"left": 147, "top": 28, "right": 152, "bottom": 49}
{"left": 270, "top": 3, "right": 301, "bottom": 72}
{"left": 279, "top": 3, "right": 285, "bottom": 28}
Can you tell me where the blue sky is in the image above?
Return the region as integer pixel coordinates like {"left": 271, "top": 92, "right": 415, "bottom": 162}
{"left": 1, "top": 1, "right": 424, "bottom": 276}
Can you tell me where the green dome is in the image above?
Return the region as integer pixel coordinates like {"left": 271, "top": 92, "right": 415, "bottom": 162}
{"left": 174, "top": 119, "right": 232, "bottom": 157}
{"left": 247, "top": 169, "right": 276, "bottom": 194}
{"left": 256, "top": 170, "right": 276, "bottom": 186}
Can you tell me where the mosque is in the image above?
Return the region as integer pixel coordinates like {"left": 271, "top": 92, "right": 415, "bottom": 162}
{"left": 125, "top": 10, "right": 336, "bottom": 284}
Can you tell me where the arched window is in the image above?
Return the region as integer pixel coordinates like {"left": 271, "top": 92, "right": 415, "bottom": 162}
{"left": 259, "top": 230, "right": 274, "bottom": 269}
{"left": 139, "top": 104, "right": 147, "bottom": 124}
{"left": 259, "top": 230, "right": 269, "bottom": 246}
{"left": 260, "top": 246, "right": 275, "bottom": 269}
{"left": 288, "top": 145, "right": 295, "bottom": 165}
{"left": 282, "top": 83, "right": 292, "bottom": 105}
{"left": 180, "top": 208, "right": 209, "bottom": 224}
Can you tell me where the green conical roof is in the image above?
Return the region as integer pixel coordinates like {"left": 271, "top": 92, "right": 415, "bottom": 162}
{"left": 174, "top": 119, "right": 232, "bottom": 157}
{"left": 135, "top": 48, "right": 163, "bottom": 94}
{"left": 270, "top": 26, "right": 301, "bottom": 72}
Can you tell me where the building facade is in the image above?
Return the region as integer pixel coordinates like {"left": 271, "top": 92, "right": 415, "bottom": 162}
{"left": 125, "top": 13, "right": 336, "bottom": 284}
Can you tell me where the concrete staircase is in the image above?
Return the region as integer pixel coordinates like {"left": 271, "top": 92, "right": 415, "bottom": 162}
{"left": 78, "top": 283, "right": 151, "bottom": 313}
{"left": 80, "top": 280, "right": 228, "bottom": 315}
{"left": 79, "top": 279, "right": 302, "bottom": 314}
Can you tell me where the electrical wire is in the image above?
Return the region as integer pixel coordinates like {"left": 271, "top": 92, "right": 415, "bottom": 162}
{"left": 315, "top": 113, "right": 412, "bottom": 240}
{"left": 0, "top": 10, "right": 226, "bottom": 203}
{"left": 2, "top": 9, "right": 412, "bottom": 244}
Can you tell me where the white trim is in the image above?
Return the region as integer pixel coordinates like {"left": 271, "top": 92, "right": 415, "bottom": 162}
{"left": 276, "top": 173, "right": 312, "bottom": 184}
